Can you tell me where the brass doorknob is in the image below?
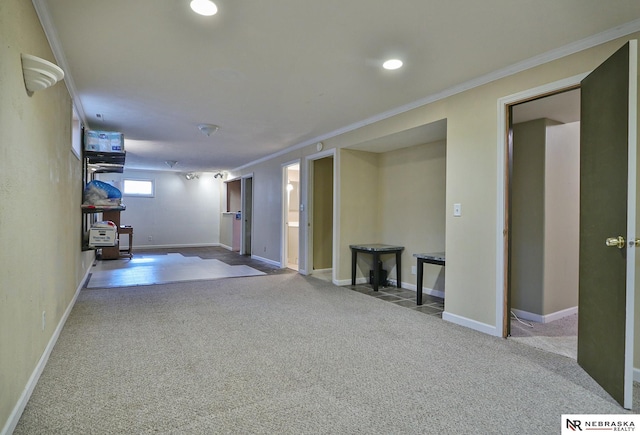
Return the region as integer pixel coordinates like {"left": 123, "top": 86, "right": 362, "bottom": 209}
{"left": 606, "top": 235, "right": 625, "bottom": 249}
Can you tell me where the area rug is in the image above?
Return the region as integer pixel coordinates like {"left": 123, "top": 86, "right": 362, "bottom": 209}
{"left": 86, "top": 253, "right": 265, "bottom": 288}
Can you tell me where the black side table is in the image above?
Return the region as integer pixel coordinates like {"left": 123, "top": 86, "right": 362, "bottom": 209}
{"left": 350, "top": 244, "right": 404, "bottom": 292}
{"left": 414, "top": 252, "right": 445, "bottom": 305}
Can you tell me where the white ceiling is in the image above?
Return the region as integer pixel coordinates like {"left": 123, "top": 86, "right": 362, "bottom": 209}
{"left": 35, "top": 1, "right": 640, "bottom": 172}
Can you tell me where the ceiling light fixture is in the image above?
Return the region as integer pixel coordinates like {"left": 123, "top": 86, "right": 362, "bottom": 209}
{"left": 190, "top": 0, "right": 218, "bottom": 16}
{"left": 383, "top": 59, "right": 403, "bottom": 70}
{"left": 198, "top": 123, "right": 220, "bottom": 136}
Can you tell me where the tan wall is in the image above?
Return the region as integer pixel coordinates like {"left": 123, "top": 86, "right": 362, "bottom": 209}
{"left": 313, "top": 157, "right": 333, "bottom": 270}
{"left": 0, "top": 0, "right": 94, "bottom": 429}
{"left": 232, "top": 33, "right": 640, "bottom": 334}
{"left": 511, "top": 119, "right": 548, "bottom": 314}
{"left": 511, "top": 119, "right": 579, "bottom": 317}
{"left": 544, "top": 122, "right": 580, "bottom": 314}
{"left": 339, "top": 150, "right": 380, "bottom": 280}
{"left": 379, "top": 141, "right": 446, "bottom": 290}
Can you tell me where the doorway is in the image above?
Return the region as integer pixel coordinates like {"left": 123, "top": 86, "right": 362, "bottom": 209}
{"left": 241, "top": 175, "right": 253, "bottom": 256}
{"left": 283, "top": 162, "right": 300, "bottom": 270}
{"left": 506, "top": 88, "right": 581, "bottom": 359}
{"left": 304, "top": 150, "right": 335, "bottom": 281}
{"left": 498, "top": 42, "right": 638, "bottom": 409}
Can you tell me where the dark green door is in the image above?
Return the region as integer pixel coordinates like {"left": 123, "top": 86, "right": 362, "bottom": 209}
{"left": 579, "top": 40, "right": 637, "bottom": 409}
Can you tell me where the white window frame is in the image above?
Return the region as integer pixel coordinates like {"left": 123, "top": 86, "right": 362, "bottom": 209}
{"left": 123, "top": 178, "right": 155, "bottom": 197}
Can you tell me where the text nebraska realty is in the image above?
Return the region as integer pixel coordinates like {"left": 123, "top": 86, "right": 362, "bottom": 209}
{"left": 567, "top": 419, "right": 635, "bottom": 431}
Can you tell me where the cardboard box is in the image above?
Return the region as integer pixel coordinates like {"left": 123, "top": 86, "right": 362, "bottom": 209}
{"left": 89, "top": 226, "right": 117, "bottom": 247}
{"left": 85, "top": 131, "right": 125, "bottom": 153}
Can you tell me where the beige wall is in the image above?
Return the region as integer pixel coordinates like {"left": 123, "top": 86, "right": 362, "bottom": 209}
{"left": 98, "top": 170, "right": 222, "bottom": 248}
{"left": 0, "top": 0, "right": 93, "bottom": 430}
{"left": 511, "top": 119, "right": 548, "bottom": 314}
{"left": 312, "top": 157, "right": 333, "bottom": 270}
{"left": 544, "top": 122, "right": 580, "bottom": 314}
{"left": 511, "top": 119, "right": 579, "bottom": 317}
{"left": 339, "top": 150, "right": 380, "bottom": 280}
{"left": 233, "top": 33, "right": 640, "bottom": 333}
{"left": 378, "top": 141, "right": 446, "bottom": 291}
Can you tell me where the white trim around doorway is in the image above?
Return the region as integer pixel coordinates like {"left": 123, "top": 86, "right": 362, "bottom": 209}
{"left": 495, "top": 73, "right": 588, "bottom": 337}
{"left": 303, "top": 148, "right": 339, "bottom": 284}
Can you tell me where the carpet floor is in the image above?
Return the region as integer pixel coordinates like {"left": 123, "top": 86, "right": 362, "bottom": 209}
{"left": 15, "top": 274, "right": 636, "bottom": 434}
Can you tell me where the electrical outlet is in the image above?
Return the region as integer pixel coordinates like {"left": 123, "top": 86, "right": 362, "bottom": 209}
{"left": 148, "top": 235, "right": 153, "bottom": 242}
{"left": 42, "top": 311, "right": 46, "bottom": 331}
{"left": 411, "top": 266, "right": 416, "bottom": 275}
{"left": 263, "top": 246, "right": 267, "bottom": 253}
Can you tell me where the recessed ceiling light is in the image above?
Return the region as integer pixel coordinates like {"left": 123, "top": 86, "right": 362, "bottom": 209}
{"left": 383, "top": 59, "right": 403, "bottom": 70}
{"left": 190, "top": 0, "right": 218, "bottom": 16}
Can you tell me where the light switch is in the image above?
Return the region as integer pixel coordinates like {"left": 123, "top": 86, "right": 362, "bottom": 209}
{"left": 453, "top": 203, "right": 462, "bottom": 217}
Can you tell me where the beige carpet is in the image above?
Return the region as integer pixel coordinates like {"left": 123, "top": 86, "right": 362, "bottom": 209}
{"left": 15, "top": 275, "right": 635, "bottom": 434}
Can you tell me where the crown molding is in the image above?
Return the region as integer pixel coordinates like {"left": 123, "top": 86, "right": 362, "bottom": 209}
{"left": 31, "top": 0, "right": 88, "bottom": 127}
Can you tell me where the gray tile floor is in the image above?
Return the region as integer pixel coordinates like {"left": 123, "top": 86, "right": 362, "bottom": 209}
{"left": 348, "top": 283, "right": 445, "bottom": 317}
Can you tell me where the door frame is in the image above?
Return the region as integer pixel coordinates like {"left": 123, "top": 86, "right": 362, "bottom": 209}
{"left": 303, "top": 148, "right": 338, "bottom": 281}
{"left": 240, "top": 173, "right": 253, "bottom": 256}
{"left": 496, "top": 73, "right": 587, "bottom": 337}
{"left": 281, "top": 160, "right": 301, "bottom": 269}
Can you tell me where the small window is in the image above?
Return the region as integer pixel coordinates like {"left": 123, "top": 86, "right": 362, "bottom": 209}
{"left": 123, "top": 179, "right": 154, "bottom": 197}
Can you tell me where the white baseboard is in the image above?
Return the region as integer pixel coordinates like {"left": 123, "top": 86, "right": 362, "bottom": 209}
{"left": 388, "top": 280, "right": 445, "bottom": 299}
{"left": 442, "top": 311, "right": 501, "bottom": 337}
{"left": 251, "top": 254, "right": 281, "bottom": 268}
{"left": 335, "top": 277, "right": 368, "bottom": 286}
{"left": 511, "top": 306, "right": 577, "bottom": 324}
{"left": 1, "top": 265, "right": 91, "bottom": 435}
{"left": 219, "top": 244, "right": 233, "bottom": 251}
{"left": 132, "top": 243, "right": 222, "bottom": 250}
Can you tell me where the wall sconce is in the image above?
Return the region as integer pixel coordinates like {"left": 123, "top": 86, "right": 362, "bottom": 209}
{"left": 213, "top": 172, "right": 224, "bottom": 179}
{"left": 165, "top": 160, "right": 178, "bottom": 168}
{"left": 185, "top": 173, "right": 200, "bottom": 180}
{"left": 21, "top": 54, "right": 64, "bottom": 93}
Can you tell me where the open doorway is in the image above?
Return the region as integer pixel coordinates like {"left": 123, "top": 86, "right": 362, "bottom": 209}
{"left": 241, "top": 175, "right": 253, "bottom": 256}
{"left": 311, "top": 156, "right": 334, "bottom": 280}
{"left": 283, "top": 162, "right": 300, "bottom": 271}
{"left": 506, "top": 88, "right": 581, "bottom": 359}
{"left": 304, "top": 150, "right": 335, "bottom": 282}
